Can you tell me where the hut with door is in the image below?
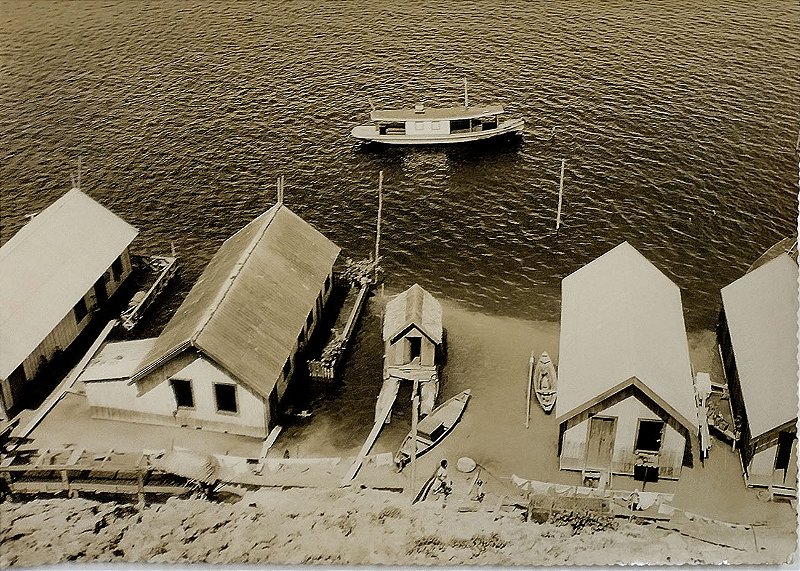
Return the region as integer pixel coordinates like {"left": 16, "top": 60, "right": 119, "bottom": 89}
{"left": 556, "top": 242, "right": 698, "bottom": 484}
{"left": 717, "top": 248, "right": 798, "bottom": 496}
{"left": 84, "top": 202, "right": 340, "bottom": 438}
{"left": 0, "top": 189, "right": 138, "bottom": 420}
{"left": 375, "top": 284, "right": 443, "bottom": 422}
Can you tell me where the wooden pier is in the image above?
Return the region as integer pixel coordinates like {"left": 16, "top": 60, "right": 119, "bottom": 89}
{"left": 119, "top": 254, "right": 179, "bottom": 331}
{"left": 308, "top": 260, "right": 376, "bottom": 383}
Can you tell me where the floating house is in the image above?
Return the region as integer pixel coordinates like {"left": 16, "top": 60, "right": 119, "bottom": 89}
{"left": 84, "top": 203, "right": 340, "bottom": 438}
{"left": 0, "top": 189, "right": 138, "bottom": 420}
{"left": 717, "top": 250, "right": 798, "bottom": 496}
{"left": 375, "top": 284, "right": 443, "bottom": 422}
{"left": 557, "top": 242, "right": 697, "bottom": 483}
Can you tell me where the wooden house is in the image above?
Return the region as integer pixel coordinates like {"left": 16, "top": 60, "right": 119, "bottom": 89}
{"left": 0, "top": 189, "right": 138, "bottom": 420}
{"left": 556, "top": 242, "right": 698, "bottom": 483}
{"left": 718, "top": 251, "right": 798, "bottom": 496}
{"left": 84, "top": 203, "right": 340, "bottom": 438}
{"left": 375, "top": 284, "right": 443, "bottom": 421}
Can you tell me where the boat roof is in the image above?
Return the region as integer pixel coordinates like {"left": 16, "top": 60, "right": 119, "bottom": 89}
{"left": 370, "top": 105, "right": 504, "bottom": 122}
{"left": 721, "top": 253, "right": 799, "bottom": 438}
{"left": 0, "top": 189, "right": 138, "bottom": 380}
{"left": 556, "top": 242, "right": 697, "bottom": 432}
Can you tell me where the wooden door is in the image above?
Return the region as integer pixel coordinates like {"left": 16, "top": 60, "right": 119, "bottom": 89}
{"left": 586, "top": 417, "right": 616, "bottom": 470}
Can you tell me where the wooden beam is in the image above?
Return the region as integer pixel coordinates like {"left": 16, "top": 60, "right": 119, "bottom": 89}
{"left": 341, "top": 399, "right": 395, "bottom": 486}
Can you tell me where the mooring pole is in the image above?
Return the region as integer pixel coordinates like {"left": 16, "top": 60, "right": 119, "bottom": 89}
{"left": 410, "top": 377, "right": 419, "bottom": 501}
{"left": 525, "top": 350, "right": 535, "bottom": 428}
{"left": 374, "top": 171, "right": 383, "bottom": 282}
{"left": 556, "top": 159, "right": 565, "bottom": 232}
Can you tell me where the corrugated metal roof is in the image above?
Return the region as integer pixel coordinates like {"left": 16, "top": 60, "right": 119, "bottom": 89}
{"left": 721, "top": 253, "right": 799, "bottom": 438}
{"left": 131, "top": 203, "right": 340, "bottom": 400}
{"left": 0, "top": 189, "right": 138, "bottom": 380}
{"left": 382, "top": 284, "right": 443, "bottom": 344}
{"left": 370, "top": 105, "right": 504, "bottom": 122}
{"left": 79, "top": 338, "right": 158, "bottom": 382}
{"left": 555, "top": 242, "right": 697, "bottom": 431}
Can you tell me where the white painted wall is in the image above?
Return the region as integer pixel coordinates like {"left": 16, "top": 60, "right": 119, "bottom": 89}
{"left": 86, "top": 356, "right": 267, "bottom": 437}
{"left": 560, "top": 394, "right": 686, "bottom": 477}
{"left": 404, "top": 120, "right": 450, "bottom": 135}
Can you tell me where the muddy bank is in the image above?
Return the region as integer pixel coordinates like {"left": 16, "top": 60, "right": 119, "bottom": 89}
{"left": 1, "top": 490, "right": 794, "bottom": 567}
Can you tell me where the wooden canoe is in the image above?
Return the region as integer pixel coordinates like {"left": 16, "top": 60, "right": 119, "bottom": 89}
{"left": 395, "top": 389, "right": 471, "bottom": 469}
{"left": 534, "top": 352, "right": 557, "bottom": 414}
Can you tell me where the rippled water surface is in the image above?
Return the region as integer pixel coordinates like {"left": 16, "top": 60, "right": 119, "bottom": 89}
{"left": 2, "top": 1, "right": 798, "bottom": 329}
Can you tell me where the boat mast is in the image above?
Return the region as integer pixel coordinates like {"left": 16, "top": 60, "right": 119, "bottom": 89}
{"left": 463, "top": 76, "right": 469, "bottom": 108}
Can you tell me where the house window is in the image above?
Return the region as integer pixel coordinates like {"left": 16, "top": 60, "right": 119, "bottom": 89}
{"left": 306, "top": 309, "right": 314, "bottom": 330}
{"left": 214, "top": 383, "right": 238, "bottom": 414}
{"left": 171, "top": 379, "right": 194, "bottom": 408}
{"left": 73, "top": 297, "right": 88, "bottom": 322}
{"left": 635, "top": 420, "right": 664, "bottom": 452}
{"left": 111, "top": 256, "right": 123, "bottom": 281}
{"left": 283, "top": 357, "right": 291, "bottom": 379}
{"left": 775, "top": 431, "right": 795, "bottom": 471}
{"left": 324, "top": 275, "right": 331, "bottom": 293}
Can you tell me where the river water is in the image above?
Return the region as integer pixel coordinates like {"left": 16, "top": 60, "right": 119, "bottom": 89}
{"left": 2, "top": 0, "right": 798, "bottom": 329}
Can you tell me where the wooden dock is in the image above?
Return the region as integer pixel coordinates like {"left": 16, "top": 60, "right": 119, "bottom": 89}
{"left": 119, "top": 254, "right": 179, "bottom": 331}
{"left": 308, "top": 268, "right": 374, "bottom": 383}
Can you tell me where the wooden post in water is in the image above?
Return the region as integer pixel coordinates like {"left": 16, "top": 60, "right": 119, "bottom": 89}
{"left": 410, "top": 377, "right": 419, "bottom": 501}
{"left": 525, "top": 350, "right": 535, "bottom": 429}
{"left": 375, "top": 171, "right": 383, "bottom": 283}
{"left": 556, "top": 159, "right": 565, "bottom": 232}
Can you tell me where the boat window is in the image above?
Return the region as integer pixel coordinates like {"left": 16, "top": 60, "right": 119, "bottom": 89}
{"left": 635, "top": 420, "right": 664, "bottom": 452}
{"left": 450, "top": 119, "right": 471, "bottom": 132}
{"left": 214, "top": 383, "right": 238, "bottom": 414}
{"left": 379, "top": 123, "right": 405, "bottom": 135}
{"left": 431, "top": 121, "right": 441, "bottom": 130}
{"left": 415, "top": 122, "right": 425, "bottom": 131}
{"left": 171, "top": 378, "right": 194, "bottom": 409}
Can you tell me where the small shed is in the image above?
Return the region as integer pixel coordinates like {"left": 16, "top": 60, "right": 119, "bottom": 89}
{"left": 375, "top": 284, "right": 443, "bottom": 420}
{"left": 84, "top": 203, "right": 340, "bottom": 438}
{"left": 0, "top": 189, "right": 138, "bottom": 419}
{"left": 718, "top": 252, "right": 798, "bottom": 494}
{"left": 557, "top": 242, "right": 697, "bottom": 481}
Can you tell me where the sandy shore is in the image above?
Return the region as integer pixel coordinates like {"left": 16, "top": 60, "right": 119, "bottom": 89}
{"left": 7, "top": 295, "right": 797, "bottom": 566}
{"left": 2, "top": 489, "right": 795, "bottom": 567}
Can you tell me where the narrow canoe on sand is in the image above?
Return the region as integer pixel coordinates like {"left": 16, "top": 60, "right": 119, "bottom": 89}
{"left": 534, "top": 352, "right": 558, "bottom": 414}
{"left": 395, "top": 389, "right": 471, "bottom": 470}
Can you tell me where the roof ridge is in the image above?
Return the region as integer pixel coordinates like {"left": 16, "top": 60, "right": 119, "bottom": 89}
{"left": 191, "top": 204, "right": 280, "bottom": 345}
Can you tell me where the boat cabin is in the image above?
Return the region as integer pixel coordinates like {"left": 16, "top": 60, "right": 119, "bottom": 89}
{"left": 556, "top": 243, "right": 697, "bottom": 484}
{"left": 371, "top": 104, "right": 504, "bottom": 137}
{"left": 718, "top": 249, "right": 798, "bottom": 497}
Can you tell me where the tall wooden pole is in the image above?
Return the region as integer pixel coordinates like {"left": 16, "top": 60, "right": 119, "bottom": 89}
{"left": 556, "top": 159, "right": 565, "bottom": 231}
{"left": 525, "top": 351, "right": 535, "bottom": 428}
{"left": 410, "top": 378, "right": 419, "bottom": 500}
{"left": 374, "top": 171, "right": 383, "bottom": 282}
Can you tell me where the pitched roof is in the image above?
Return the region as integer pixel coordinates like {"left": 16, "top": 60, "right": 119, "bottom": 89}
{"left": 721, "top": 253, "right": 799, "bottom": 438}
{"left": 131, "top": 203, "right": 340, "bottom": 400}
{"left": 370, "top": 105, "right": 504, "bottom": 123}
{"left": 555, "top": 242, "right": 697, "bottom": 431}
{"left": 0, "top": 189, "right": 138, "bottom": 380}
{"left": 382, "top": 284, "right": 443, "bottom": 344}
{"left": 79, "top": 338, "right": 158, "bottom": 382}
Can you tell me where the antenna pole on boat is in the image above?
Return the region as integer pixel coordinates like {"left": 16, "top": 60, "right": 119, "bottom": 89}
{"left": 463, "top": 76, "right": 469, "bottom": 108}
{"left": 367, "top": 96, "right": 376, "bottom": 112}
{"left": 556, "top": 159, "right": 565, "bottom": 232}
{"left": 374, "top": 171, "right": 383, "bottom": 282}
{"left": 277, "top": 175, "right": 284, "bottom": 204}
{"left": 525, "top": 350, "right": 534, "bottom": 429}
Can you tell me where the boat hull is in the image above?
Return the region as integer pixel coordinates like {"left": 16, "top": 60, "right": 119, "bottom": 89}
{"left": 533, "top": 353, "right": 558, "bottom": 414}
{"left": 395, "top": 389, "right": 471, "bottom": 468}
{"left": 351, "top": 119, "right": 525, "bottom": 145}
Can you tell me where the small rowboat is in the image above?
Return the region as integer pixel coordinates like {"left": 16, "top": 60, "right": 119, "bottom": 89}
{"left": 395, "top": 389, "right": 471, "bottom": 470}
{"left": 534, "top": 352, "right": 557, "bottom": 413}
